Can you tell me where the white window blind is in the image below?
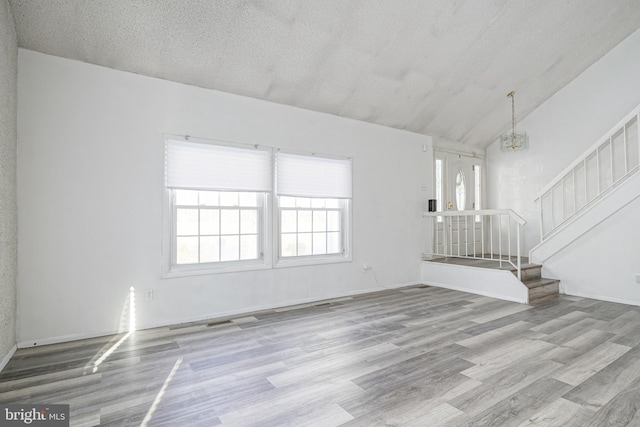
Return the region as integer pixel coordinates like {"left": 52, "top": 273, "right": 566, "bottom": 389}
{"left": 276, "top": 152, "right": 352, "bottom": 198}
{"left": 166, "top": 138, "right": 271, "bottom": 192}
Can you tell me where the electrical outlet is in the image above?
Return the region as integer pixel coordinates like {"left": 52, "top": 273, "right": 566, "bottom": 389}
{"left": 144, "top": 289, "right": 153, "bottom": 300}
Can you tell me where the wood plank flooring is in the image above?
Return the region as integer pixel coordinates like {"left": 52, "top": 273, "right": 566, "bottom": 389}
{"left": 2, "top": 286, "right": 640, "bottom": 426}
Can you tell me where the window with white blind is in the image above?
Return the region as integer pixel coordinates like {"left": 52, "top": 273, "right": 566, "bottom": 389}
{"left": 164, "top": 136, "right": 271, "bottom": 273}
{"left": 163, "top": 136, "right": 353, "bottom": 275}
{"left": 276, "top": 152, "right": 352, "bottom": 263}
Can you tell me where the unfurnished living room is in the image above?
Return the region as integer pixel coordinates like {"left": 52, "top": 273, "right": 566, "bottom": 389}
{"left": 1, "top": 1, "right": 640, "bottom": 426}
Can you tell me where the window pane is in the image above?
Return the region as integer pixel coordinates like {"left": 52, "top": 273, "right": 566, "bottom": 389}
{"left": 281, "top": 210, "right": 297, "bottom": 233}
{"left": 200, "top": 236, "right": 220, "bottom": 263}
{"left": 298, "top": 211, "right": 312, "bottom": 232}
{"left": 200, "top": 209, "right": 219, "bottom": 235}
{"left": 199, "top": 191, "right": 219, "bottom": 206}
{"left": 240, "top": 210, "right": 258, "bottom": 234}
{"left": 313, "top": 233, "right": 327, "bottom": 255}
{"left": 239, "top": 192, "right": 258, "bottom": 207}
{"left": 325, "top": 198, "right": 340, "bottom": 208}
{"left": 281, "top": 233, "right": 297, "bottom": 257}
{"left": 455, "top": 170, "right": 466, "bottom": 211}
{"left": 311, "top": 198, "right": 326, "bottom": 208}
{"left": 220, "top": 192, "right": 239, "bottom": 206}
{"left": 240, "top": 235, "right": 258, "bottom": 260}
{"left": 176, "top": 189, "right": 198, "bottom": 205}
{"left": 474, "top": 165, "right": 481, "bottom": 222}
{"left": 176, "top": 236, "right": 198, "bottom": 264}
{"left": 313, "top": 211, "right": 327, "bottom": 232}
{"left": 435, "top": 159, "right": 443, "bottom": 211}
{"left": 176, "top": 209, "right": 198, "bottom": 236}
{"left": 327, "top": 232, "right": 341, "bottom": 254}
{"left": 221, "top": 210, "right": 240, "bottom": 234}
{"left": 327, "top": 211, "right": 340, "bottom": 231}
{"left": 220, "top": 235, "right": 240, "bottom": 261}
{"left": 298, "top": 233, "right": 312, "bottom": 256}
{"left": 280, "top": 196, "right": 296, "bottom": 208}
{"left": 296, "top": 197, "right": 311, "bottom": 208}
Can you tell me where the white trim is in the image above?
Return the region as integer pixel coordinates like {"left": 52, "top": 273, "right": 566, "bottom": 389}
{"left": 162, "top": 261, "right": 272, "bottom": 278}
{"left": 275, "top": 197, "right": 352, "bottom": 266}
{"left": 162, "top": 189, "right": 271, "bottom": 277}
{"left": 433, "top": 147, "right": 485, "bottom": 160}
{"left": 18, "top": 329, "right": 119, "bottom": 348}
{"left": 275, "top": 255, "right": 352, "bottom": 269}
{"left": 562, "top": 289, "right": 640, "bottom": 307}
{"left": 423, "top": 208, "right": 526, "bottom": 225}
{"left": 17, "top": 282, "right": 421, "bottom": 348}
{"left": 0, "top": 345, "right": 17, "bottom": 372}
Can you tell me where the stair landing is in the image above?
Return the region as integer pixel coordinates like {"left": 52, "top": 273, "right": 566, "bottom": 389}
{"left": 425, "top": 256, "right": 559, "bottom": 305}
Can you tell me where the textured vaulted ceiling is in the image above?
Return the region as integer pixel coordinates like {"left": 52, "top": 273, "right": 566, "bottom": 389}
{"left": 8, "top": 0, "right": 640, "bottom": 148}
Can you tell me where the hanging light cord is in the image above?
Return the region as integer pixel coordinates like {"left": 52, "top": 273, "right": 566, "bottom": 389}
{"left": 507, "top": 91, "right": 516, "bottom": 136}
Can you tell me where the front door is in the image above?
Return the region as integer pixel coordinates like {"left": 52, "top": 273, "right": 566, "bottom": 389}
{"left": 434, "top": 151, "right": 483, "bottom": 257}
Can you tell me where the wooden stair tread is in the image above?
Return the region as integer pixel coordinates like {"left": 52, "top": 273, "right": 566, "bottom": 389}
{"left": 522, "top": 277, "right": 560, "bottom": 289}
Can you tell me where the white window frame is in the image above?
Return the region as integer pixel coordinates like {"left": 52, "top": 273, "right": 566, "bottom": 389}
{"left": 171, "top": 190, "right": 269, "bottom": 268}
{"left": 162, "top": 135, "right": 272, "bottom": 277}
{"left": 274, "top": 151, "right": 352, "bottom": 268}
{"left": 162, "top": 135, "right": 353, "bottom": 276}
{"left": 274, "top": 196, "right": 352, "bottom": 268}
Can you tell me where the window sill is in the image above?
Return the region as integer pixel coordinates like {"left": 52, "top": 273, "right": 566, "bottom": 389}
{"left": 162, "top": 260, "right": 271, "bottom": 279}
{"left": 161, "top": 254, "right": 353, "bottom": 279}
{"left": 274, "top": 254, "right": 352, "bottom": 269}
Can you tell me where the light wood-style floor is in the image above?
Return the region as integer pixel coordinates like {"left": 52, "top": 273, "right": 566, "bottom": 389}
{"left": 2, "top": 285, "right": 640, "bottom": 426}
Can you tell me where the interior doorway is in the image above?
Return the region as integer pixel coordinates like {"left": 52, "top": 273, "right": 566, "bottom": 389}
{"left": 434, "top": 150, "right": 484, "bottom": 256}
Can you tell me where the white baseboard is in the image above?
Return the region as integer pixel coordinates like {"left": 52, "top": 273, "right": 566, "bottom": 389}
{"left": 17, "top": 282, "right": 421, "bottom": 348}
{"left": 563, "top": 289, "right": 640, "bottom": 307}
{"left": 0, "top": 344, "right": 17, "bottom": 373}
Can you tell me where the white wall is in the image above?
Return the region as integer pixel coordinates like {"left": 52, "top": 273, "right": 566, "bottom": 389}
{"left": 544, "top": 196, "right": 640, "bottom": 305}
{"left": 487, "top": 29, "right": 640, "bottom": 304}
{"left": 487, "top": 28, "right": 640, "bottom": 253}
{"left": 16, "top": 50, "right": 432, "bottom": 346}
{"left": 0, "top": 0, "right": 18, "bottom": 369}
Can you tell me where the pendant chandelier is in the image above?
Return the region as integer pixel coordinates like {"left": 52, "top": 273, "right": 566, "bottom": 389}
{"left": 500, "top": 91, "right": 528, "bottom": 151}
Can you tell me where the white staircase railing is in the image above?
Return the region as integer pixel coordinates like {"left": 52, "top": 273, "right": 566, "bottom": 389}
{"left": 423, "top": 209, "right": 527, "bottom": 280}
{"left": 536, "top": 104, "right": 640, "bottom": 240}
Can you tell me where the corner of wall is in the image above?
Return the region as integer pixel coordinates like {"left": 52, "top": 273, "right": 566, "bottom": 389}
{"left": 0, "top": 0, "right": 19, "bottom": 370}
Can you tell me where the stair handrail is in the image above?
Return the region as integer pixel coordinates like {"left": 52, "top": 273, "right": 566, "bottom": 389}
{"left": 423, "top": 209, "right": 526, "bottom": 280}
{"left": 423, "top": 208, "right": 526, "bottom": 224}
{"left": 535, "top": 103, "right": 640, "bottom": 240}
{"left": 535, "top": 104, "right": 640, "bottom": 202}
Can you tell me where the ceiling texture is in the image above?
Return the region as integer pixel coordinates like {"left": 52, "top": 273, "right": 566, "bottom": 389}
{"left": 8, "top": 0, "right": 640, "bottom": 148}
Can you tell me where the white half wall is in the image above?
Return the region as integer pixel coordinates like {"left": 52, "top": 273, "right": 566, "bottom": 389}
{"left": 16, "top": 50, "right": 433, "bottom": 346}
{"left": 487, "top": 28, "right": 640, "bottom": 254}
{"left": 421, "top": 262, "right": 528, "bottom": 304}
